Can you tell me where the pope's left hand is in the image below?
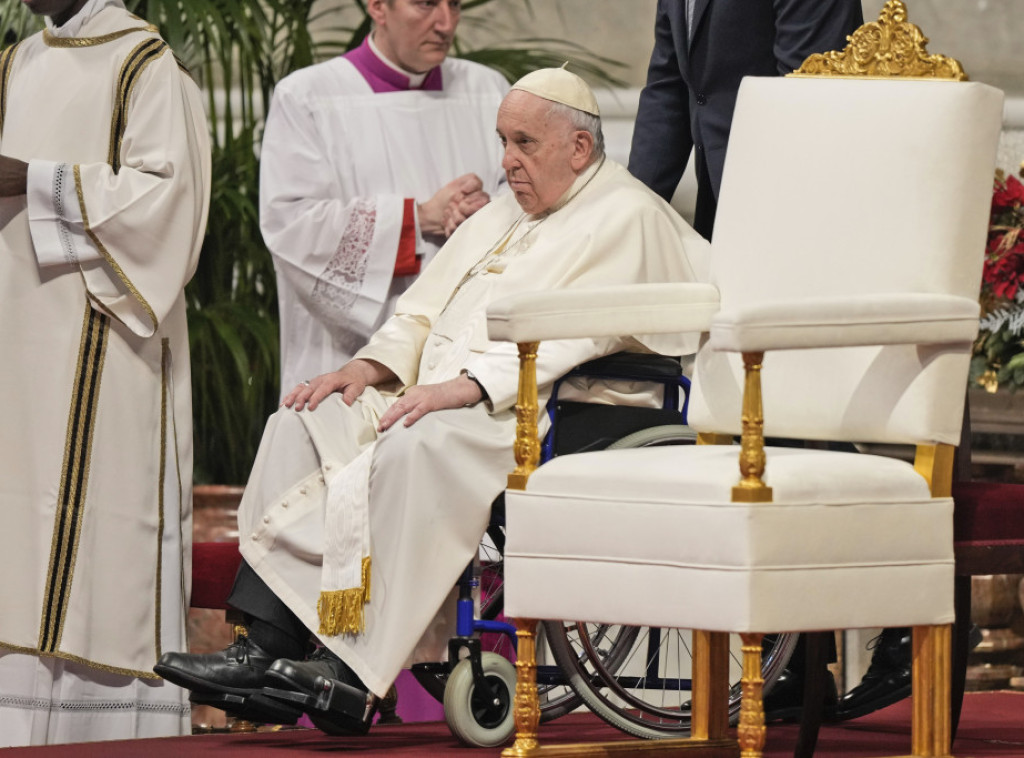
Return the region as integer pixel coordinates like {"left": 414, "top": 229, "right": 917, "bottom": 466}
{"left": 377, "top": 375, "right": 483, "bottom": 431}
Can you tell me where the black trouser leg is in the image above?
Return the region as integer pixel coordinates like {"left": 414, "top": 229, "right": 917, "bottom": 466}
{"left": 228, "top": 559, "right": 310, "bottom": 660}
{"left": 692, "top": 148, "right": 718, "bottom": 242}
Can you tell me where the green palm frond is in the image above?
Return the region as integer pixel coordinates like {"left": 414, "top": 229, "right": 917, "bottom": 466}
{"left": 0, "top": 1, "right": 40, "bottom": 44}
{"left": 455, "top": 38, "right": 625, "bottom": 86}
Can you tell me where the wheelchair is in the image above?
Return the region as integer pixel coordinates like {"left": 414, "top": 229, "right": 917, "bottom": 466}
{"left": 409, "top": 352, "right": 799, "bottom": 746}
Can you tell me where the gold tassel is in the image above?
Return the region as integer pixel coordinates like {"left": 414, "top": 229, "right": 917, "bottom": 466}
{"left": 361, "top": 555, "right": 371, "bottom": 603}
{"left": 317, "top": 556, "right": 372, "bottom": 636}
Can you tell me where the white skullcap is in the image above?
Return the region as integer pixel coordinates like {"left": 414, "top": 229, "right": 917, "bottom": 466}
{"left": 510, "top": 65, "right": 600, "bottom": 117}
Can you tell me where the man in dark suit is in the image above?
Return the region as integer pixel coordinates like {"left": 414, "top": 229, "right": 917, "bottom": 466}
{"left": 629, "top": 0, "right": 863, "bottom": 240}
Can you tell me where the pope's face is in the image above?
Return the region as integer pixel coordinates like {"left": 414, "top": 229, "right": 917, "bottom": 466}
{"left": 497, "top": 90, "right": 590, "bottom": 216}
{"left": 369, "top": 0, "right": 460, "bottom": 75}
{"left": 21, "top": 0, "right": 86, "bottom": 25}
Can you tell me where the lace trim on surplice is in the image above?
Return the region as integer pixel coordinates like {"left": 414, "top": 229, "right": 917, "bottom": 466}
{"left": 0, "top": 693, "right": 190, "bottom": 716}
{"left": 311, "top": 197, "right": 377, "bottom": 324}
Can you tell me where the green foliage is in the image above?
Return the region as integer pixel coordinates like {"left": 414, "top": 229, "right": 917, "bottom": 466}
{"left": 456, "top": 38, "right": 625, "bottom": 86}
{"left": 0, "top": 2, "right": 39, "bottom": 44}
{"left": 972, "top": 331, "right": 1024, "bottom": 393}
{"left": 185, "top": 125, "right": 280, "bottom": 483}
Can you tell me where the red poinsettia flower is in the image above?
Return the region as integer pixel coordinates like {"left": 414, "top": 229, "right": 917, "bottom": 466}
{"left": 974, "top": 170, "right": 1024, "bottom": 393}
{"left": 983, "top": 232, "right": 1024, "bottom": 299}
{"left": 993, "top": 174, "right": 1024, "bottom": 210}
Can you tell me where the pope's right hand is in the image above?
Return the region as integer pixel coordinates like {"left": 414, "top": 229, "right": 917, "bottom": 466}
{"left": 282, "top": 359, "right": 395, "bottom": 412}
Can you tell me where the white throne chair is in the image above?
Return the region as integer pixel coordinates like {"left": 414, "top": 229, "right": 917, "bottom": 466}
{"left": 488, "top": 3, "right": 1004, "bottom": 756}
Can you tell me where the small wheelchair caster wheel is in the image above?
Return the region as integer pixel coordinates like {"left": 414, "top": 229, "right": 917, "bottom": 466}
{"left": 443, "top": 652, "right": 516, "bottom": 747}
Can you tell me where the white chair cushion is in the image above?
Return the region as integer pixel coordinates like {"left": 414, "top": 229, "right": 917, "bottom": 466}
{"left": 505, "top": 445, "right": 953, "bottom": 633}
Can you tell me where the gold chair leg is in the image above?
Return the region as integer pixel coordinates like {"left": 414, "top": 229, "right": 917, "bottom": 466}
{"left": 692, "top": 630, "right": 731, "bottom": 740}
{"left": 911, "top": 624, "right": 953, "bottom": 758}
{"left": 738, "top": 633, "right": 766, "bottom": 758}
{"left": 501, "top": 620, "right": 740, "bottom": 757}
{"left": 503, "top": 618, "right": 540, "bottom": 757}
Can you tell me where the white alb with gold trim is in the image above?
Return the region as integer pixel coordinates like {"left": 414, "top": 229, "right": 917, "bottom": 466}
{"left": 0, "top": 0, "right": 210, "bottom": 744}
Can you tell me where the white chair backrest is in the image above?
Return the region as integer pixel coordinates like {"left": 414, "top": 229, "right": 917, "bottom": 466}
{"left": 688, "top": 76, "right": 1003, "bottom": 444}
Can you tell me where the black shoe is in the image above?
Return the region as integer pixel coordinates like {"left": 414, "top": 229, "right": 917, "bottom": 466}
{"left": 832, "top": 628, "right": 911, "bottom": 721}
{"left": 154, "top": 635, "right": 277, "bottom": 697}
{"left": 763, "top": 668, "right": 838, "bottom": 723}
{"left": 263, "top": 647, "right": 377, "bottom": 735}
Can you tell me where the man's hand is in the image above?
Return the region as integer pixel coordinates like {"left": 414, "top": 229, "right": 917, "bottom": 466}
{"left": 377, "top": 374, "right": 483, "bottom": 431}
{"left": 418, "top": 173, "right": 487, "bottom": 237}
{"left": 282, "top": 359, "right": 397, "bottom": 412}
{"left": 443, "top": 187, "right": 490, "bottom": 237}
{"left": 0, "top": 155, "right": 28, "bottom": 197}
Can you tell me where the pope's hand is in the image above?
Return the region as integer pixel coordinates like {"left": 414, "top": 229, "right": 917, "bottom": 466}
{"left": 419, "top": 173, "right": 484, "bottom": 237}
{"left": 377, "top": 375, "right": 483, "bottom": 431}
{"left": 282, "top": 359, "right": 396, "bottom": 412}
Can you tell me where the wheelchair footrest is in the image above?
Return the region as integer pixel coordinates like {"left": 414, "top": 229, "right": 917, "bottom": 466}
{"left": 263, "top": 681, "right": 376, "bottom": 735}
{"left": 189, "top": 690, "right": 302, "bottom": 725}
{"left": 411, "top": 661, "right": 449, "bottom": 677}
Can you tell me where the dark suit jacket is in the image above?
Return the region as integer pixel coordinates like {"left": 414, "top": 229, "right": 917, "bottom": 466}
{"left": 629, "top": 0, "right": 863, "bottom": 203}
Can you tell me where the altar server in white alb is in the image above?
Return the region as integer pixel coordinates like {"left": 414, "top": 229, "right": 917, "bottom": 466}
{"left": 261, "top": 0, "right": 508, "bottom": 395}
{"left": 155, "top": 67, "right": 709, "bottom": 735}
{"left": 0, "top": 0, "right": 210, "bottom": 746}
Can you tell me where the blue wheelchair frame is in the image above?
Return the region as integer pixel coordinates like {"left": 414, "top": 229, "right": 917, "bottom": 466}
{"left": 443, "top": 353, "right": 692, "bottom": 698}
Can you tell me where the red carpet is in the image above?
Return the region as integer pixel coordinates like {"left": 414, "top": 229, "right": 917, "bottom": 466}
{"left": 2, "top": 691, "right": 1021, "bottom": 756}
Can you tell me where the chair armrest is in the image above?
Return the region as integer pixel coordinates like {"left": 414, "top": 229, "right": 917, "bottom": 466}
{"left": 710, "top": 293, "right": 980, "bottom": 352}
{"left": 492, "top": 284, "right": 718, "bottom": 491}
{"left": 487, "top": 283, "right": 720, "bottom": 343}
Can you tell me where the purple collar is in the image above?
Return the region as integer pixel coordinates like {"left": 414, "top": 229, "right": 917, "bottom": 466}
{"left": 344, "top": 37, "right": 443, "bottom": 93}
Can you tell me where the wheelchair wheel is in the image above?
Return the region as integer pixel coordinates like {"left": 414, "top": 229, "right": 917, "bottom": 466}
{"left": 547, "top": 623, "right": 797, "bottom": 739}
{"left": 410, "top": 522, "right": 585, "bottom": 722}
{"left": 544, "top": 424, "right": 799, "bottom": 739}
{"left": 443, "top": 652, "right": 517, "bottom": 747}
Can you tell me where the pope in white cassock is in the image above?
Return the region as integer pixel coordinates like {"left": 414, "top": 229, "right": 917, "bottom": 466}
{"left": 261, "top": 0, "right": 508, "bottom": 396}
{"left": 0, "top": 0, "right": 210, "bottom": 746}
{"left": 155, "top": 67, "right": 709, "bottom": 735}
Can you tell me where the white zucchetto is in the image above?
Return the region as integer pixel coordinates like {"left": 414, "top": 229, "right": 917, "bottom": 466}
{"left": 510, "top": 66, "right": 600, "bottom": 117}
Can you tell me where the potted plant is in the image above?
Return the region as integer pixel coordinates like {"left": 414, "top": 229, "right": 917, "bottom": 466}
{"left": 972, "top": 167, "right": 1024, "bottom": 394}
{"left": 969, "top": 166, "right": 1024, "bottom": 465}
